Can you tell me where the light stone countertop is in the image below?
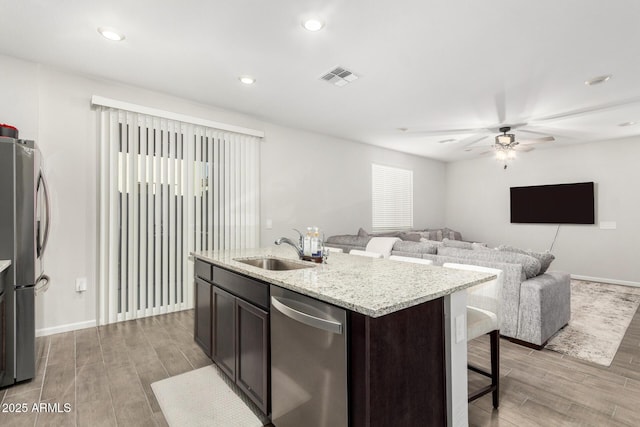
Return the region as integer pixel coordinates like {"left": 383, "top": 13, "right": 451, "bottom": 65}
{"left": 0, "top": 260, "right": 10, "bottom": 273}
{"left": 193, "top": 246, "right": 495, "bottom": 318}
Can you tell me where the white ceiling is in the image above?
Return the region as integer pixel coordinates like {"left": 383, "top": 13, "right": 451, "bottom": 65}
{"left": 1, "top": 0, "right": 640, "bottom": 161}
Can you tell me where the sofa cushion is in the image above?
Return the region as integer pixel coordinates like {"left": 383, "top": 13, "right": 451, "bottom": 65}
{"left": 399, "top": 232, "right": 422, "bottom": 242}
{"left": 358, "top": 228, "right": 403, "bottom": 238}
{"left": 392, "top": 240, "right": 438, "bottom": 255}
{"left": 420, "top": 238, "right": 444, "bottom": 247}
{"left": 472, "top": 242, "right": 489, "bottom": 250}
{"left": 437, "top": 246, "right": 542, "bottom": 279}
{"left": 498, "top": 245, "right": 555, "bottom": 274}
{"left": 442, "top": 238, "right": 473, "bottom": 250}
{"left": 326, "top": 234, "right": 371, "bottom": 247}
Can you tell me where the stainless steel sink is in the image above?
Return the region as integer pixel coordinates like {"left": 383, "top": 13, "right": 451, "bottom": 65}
{"left": 234, "top": 257, "right": 314, "bottom": 271}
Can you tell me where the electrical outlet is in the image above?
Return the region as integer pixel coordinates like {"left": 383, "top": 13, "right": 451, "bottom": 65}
{"left": 265, "top": 219, "right": 273, "bottom": 230}
{"left": 75, "top": 277, "right": 87, "bottom": 292}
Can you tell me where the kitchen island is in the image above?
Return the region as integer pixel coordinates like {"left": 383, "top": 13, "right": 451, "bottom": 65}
{"left": 193, "top": 246, "right": 494, "bottom": 427}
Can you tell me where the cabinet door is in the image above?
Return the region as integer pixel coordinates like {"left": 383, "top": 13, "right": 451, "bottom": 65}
{"left": 236, "top": 299, "right": 269, "bottom": 414}
{"left": 212, "top": 286, "right": 237, "bottom": 381}
{"left": 194, "top": 278, "right": 212, "bottom": 356}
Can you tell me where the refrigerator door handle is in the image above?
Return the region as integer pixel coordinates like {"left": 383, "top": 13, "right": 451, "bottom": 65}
{"left": 35, "top": 274, "right": 50, "bottom": 295}
{"left": 37, "top": 172, "right": 51, "bottom": 258}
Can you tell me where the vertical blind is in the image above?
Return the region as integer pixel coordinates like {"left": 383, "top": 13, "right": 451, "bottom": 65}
{"left": 371, "top": 163, "right": 413, "bottom": 231}
{"left": 98, "top": 108, "right": 260, "bottom": 324}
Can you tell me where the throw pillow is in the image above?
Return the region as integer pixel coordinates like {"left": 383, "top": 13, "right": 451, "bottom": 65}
{"left": 443, "top": 227, "right": 463, "bottom": 241}
{"left": 357, "top": 227, "right": 369, "bottom": 237}
{"left": 498, "top": 245, "right": 555, "bottom": 274}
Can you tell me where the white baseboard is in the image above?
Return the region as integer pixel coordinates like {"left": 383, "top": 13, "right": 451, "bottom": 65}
{"left": 571, "top": 275, "right": 640, "bottom": 288}
{"left": 36, "top": 319, "right": 97, "bottom": 337}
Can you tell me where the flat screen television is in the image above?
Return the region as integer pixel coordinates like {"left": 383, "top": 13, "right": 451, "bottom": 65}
{"left": 510, "top": 182, "right": 595, "bottom": 224}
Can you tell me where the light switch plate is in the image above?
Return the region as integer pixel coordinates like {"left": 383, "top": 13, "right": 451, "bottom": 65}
{"left": 265, "top": 219, "right": 273, "bottom": 229}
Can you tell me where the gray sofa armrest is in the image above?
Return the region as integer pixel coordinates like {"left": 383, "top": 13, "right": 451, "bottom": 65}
{"left": 517, "top": 271, "right": 571, "bottom": 346}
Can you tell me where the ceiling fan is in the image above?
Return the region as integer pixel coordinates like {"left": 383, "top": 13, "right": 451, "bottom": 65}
{"left": 465, "top": 126, "right": 555, "bottom": 168}
{"left": 471, "top": 126, "right": 554, "bottom": 168}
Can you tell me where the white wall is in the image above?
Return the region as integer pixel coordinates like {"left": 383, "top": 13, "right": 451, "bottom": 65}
{"left": 260, "top": 124, "right": 445, "bottom": 244}
{"left": 0, "top": 54, "right": 446, "bottom": 333}
{"left": 445, "top": 138, "right": 640, "bottom": 284}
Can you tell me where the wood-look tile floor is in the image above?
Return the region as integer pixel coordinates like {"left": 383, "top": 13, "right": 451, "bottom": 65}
{"left": 468, "top": 304, "right": 640, "bottom": 426}
{"left": 2, "top": 307, "right": 639, "bottom": 426}
{"left": 0, "top": 310, "right": 211, "bottom": 427}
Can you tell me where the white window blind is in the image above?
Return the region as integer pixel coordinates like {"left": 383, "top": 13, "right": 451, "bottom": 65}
{"left": 97, "top": 107, "right": 260, "bottom": 324}
{"left": 371, "top": 164, "right": 413, "bottom": 231}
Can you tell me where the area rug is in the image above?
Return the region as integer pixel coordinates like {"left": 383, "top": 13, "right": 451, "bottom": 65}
{"left": 546, "top": 280, "right": 640, "bottom": 366}
{"left": 151, "top": 364, "right": 265, "bottom": 427}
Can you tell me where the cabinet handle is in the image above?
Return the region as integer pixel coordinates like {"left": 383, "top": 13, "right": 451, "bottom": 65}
{"left": 271, "top": 296, "right": 343, "bottom": 335}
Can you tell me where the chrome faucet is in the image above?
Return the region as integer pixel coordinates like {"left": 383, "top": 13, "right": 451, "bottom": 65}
{"left": 274, "top": 234, "right": 304, "bottom": 259}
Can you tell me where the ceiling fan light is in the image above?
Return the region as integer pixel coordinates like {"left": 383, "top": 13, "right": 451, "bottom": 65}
{"left": 496, "top": 134, "right": 514, "bottom": 144}
{"left": 507, "top": 149, "right": 517, "bottom": 159}
{"left": 495, "top": 150, "right": 507, "bottom": 160}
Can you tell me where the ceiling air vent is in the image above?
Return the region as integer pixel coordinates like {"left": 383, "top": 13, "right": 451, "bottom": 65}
{"left": 320, "top": 66, "right": 359, "bottom": 87}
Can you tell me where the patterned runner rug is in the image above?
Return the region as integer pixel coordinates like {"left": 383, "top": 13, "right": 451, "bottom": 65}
{"left": 546, "top": 280, "right": 640, "bottom": 366}
{"left": 151, "top": 364, "right": 267, "bottom": 427}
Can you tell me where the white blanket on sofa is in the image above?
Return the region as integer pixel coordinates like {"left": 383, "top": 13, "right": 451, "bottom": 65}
{"left": 365, "top": 237, "right": 400, "bottom": 259}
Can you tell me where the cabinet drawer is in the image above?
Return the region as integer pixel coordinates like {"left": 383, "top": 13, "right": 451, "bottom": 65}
{"left": 213, "top": 266, "right": 269, "bottom": 310}
{"left": 195, "top": 259, "right": 213, "bottom": 281}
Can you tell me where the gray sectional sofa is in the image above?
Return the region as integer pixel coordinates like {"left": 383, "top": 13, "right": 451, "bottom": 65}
{"left": 326, "top": 228, "right": 570, "bottom": 348}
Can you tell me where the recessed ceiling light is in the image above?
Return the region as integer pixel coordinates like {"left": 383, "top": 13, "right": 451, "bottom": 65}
{"left": 584, "top": 74, "right": 612, "bottom": 86}
{"left": 239, "top": 76, "right": 255, "bottom": 85}
{"left": 302, "top": 19, "right": 324, "bottom": 32}
{"left": 97, "top": 27, "right": 125, "bottom": 41}
{"left": 397, "top": 127, "right": 409, "bottom": 132}
{"left": 618, "top": 121, "right": 637, "bottom": 127}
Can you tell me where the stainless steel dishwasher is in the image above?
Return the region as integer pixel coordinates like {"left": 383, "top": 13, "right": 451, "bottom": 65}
{"left": 270, "top": 285, "right": 348, "bottom": 427}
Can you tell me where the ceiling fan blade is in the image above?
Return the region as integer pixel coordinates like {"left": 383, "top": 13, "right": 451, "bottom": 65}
{"left": 407, "top": 127, "right": 485, "bottom": 135}
{"left": 518, "top": 136, "right": 555, "bottom": 145}
{"left": 464, "top": 142, "right": 496, "bottom": 151}
{"left": 530, "top": 95, "right": 640, "bottom": 123}
{"left": 515, "top": 145, "right": 535, "bottom": 152}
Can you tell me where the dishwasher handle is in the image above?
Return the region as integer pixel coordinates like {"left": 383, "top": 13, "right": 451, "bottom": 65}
{"left": 271, "top": 296, "right": 343, "bottom": 335}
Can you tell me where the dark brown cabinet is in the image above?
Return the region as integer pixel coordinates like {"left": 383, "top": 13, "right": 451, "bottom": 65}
{"left": 211, "top": 285, "right": 236, "bottom": 380}
{"left": 194, "top": 277, "right": 212, "bottom": 356}
{"left": 236, "top": 299, "right": 269, "bottom": 413}
{"left": 194, "top": 259, "right": 270, "bottom": 415}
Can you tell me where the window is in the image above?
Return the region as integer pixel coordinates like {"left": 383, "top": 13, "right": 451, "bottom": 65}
{"left": 97, "top": 105, "right": 261, "bottom": 324}
{"left": 371, "top": 164, "right": 413, "bottom": 231}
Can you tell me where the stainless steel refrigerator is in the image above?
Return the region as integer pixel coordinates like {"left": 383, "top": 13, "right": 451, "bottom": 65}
{"left": 0, "top": 136, "right": 50, "bottom": 388}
